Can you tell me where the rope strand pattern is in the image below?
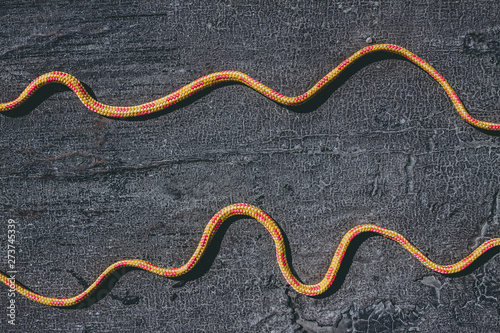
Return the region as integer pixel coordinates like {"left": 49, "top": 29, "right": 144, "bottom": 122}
{"left": 0, "top": 44, "right": 499, "bottom": 130}
{"left": 1, "top": 204, "right": 500, "bottom": 306}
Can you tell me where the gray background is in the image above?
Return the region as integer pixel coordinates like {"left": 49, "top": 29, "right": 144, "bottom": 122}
{"left": 1, "top": 1, "right": 500, "bottom": 332}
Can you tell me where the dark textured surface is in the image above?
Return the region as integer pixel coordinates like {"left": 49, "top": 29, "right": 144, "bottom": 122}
{"left": 1, "top": 1, "right": 500, "bottom": 332}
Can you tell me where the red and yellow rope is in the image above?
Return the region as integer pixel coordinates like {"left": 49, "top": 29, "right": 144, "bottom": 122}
{"left": 0, "top": 44, "right": 499, "bottom": 129}
{"left": 2, "top": 45, "right": 500, "bottom": 306}
{"left": 1, "top": 204, "right": 499, "bottom": 306}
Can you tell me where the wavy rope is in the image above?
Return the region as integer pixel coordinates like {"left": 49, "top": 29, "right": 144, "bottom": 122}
{"left": 1, "top": 203, "right": 500, "bottom": 306}
{"left": 0, "top": 43, "right": 499, "bottom": 130}
{"left": 2, "top": 45, "right": 500, "bottom": 306}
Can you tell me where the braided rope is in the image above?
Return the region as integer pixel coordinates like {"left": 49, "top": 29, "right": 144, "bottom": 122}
{"left": 1, "top": 204, "right": 499, "bottom": 306}
{"left": 0, "top": 44, "right": 499, "bottom": 129}
{"left": 1, "top": 44, "right": 499, "bottom": 306}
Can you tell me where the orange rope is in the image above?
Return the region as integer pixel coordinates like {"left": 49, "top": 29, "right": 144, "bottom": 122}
{"left": 1, "top": 204, "right": 499, "bottom": 306}
{"left": 1, "top": 44, "right": 498, "bottom": 130}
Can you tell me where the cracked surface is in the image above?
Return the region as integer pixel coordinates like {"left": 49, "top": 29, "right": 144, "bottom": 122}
{"left": 1, "top": 0, "right": 500, "bottom": 332}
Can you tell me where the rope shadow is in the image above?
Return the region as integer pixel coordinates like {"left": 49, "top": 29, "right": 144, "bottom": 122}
{"left": 447, "top": 246, "right": 500, "bottom": 278}
{"left": 2, "top": 83, "right": 71, "bottom": 117}
{"left": 312, "top": 232, "right": 376, "bottom": 299}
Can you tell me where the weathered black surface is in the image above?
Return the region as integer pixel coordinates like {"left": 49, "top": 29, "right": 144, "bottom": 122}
{"left": 1, "top": 1, "right": 500, "bottom": 332}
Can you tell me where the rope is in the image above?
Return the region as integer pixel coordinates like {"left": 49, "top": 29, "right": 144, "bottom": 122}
{"left": 1, "top": 44, "right": 498, "bottom": 130}
{"left": 1, "top": 204, "right": 499, "bottom": 306}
